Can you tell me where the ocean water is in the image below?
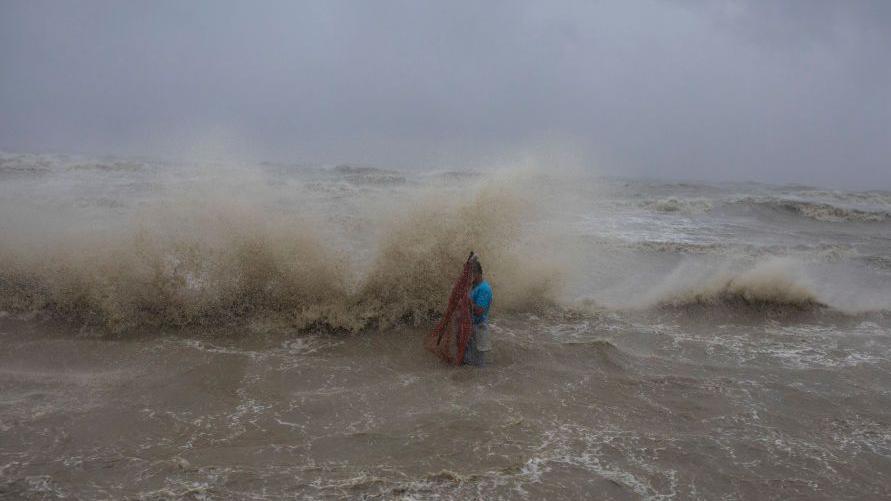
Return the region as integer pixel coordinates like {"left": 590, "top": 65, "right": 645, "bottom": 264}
{"left": 1, "top": 152, "right": 890, "bottom": 499}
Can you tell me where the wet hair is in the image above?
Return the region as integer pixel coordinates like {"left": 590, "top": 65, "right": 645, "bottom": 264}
{"left": 472, "top": 260, "right": 483, "bottom": 275}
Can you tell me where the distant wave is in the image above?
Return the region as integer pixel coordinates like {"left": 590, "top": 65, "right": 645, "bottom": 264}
{"left": 332, "top": 164, "right": 407, "bottom": 185}
{"left": 739, "top": 197, "right": 890, "bottom": 223}
{"left": 627, "top": 240, "right": 729, "bottom": 255}
{"left": 638, "top": 197, "right": 713, "bottom": 214}
{"left": 793, "top": 190, "right": 891, "bottom": 208}
{"left": 0, "top": 156, "right": 53, "bottom": 176}
{"left": 68, "top": 162, "right": 144, "bottom": 173}
{"left": 635, "top": 193, "right": 891, "bottom": 223}
{"left": 619, "top": 240, "right": 858, "bottom": 264}
{"left": 1, "top": 154, "right": 150, "bottom": 176}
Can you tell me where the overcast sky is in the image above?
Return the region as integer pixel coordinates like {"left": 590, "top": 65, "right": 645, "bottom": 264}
{"left": 1, "top": 1, "right": 889, "bottom": 187}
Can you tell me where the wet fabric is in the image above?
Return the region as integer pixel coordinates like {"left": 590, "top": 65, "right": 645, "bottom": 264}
{"left": 474, "top": 322, "right": 492, "bottom": 352}
{"left": 463, "top": 331, "right": 487, "bottom": 367}
{"left": 425, "top": 254, "right": 476, "bottom": 365}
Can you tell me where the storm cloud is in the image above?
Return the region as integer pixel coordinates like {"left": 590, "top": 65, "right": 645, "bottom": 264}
{"left": 1, "top": 0, "right": 889, "bottom": 187}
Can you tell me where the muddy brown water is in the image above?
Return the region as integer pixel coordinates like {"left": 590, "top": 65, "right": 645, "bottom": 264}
{"left": 1, "top": 311, "right": 889, "bottom": 500}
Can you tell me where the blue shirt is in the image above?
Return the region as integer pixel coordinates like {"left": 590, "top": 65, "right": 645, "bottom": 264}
{"left": 470, "top": 281, "right": 493, "bottom": 325}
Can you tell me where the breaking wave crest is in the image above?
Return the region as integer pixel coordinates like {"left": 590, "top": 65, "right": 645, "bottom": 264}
{"left": 639, "top": 197, "right": 713, "bottom": 214}
{"left": 0, "top": 172, "right": 563, "bottom": 332}
{"left": 643, "top": 258, "right": 827, "bottom": 311}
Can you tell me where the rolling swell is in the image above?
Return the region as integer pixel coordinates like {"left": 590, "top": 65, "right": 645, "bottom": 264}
{"left": 633, "top": 192, "right": 891, "bottom": 223}
{"left": 738, "top": 196, "right": 891, "bottom": 223}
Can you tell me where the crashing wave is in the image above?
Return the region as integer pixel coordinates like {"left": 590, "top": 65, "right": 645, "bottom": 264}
{"left": 0, "top": 174, "right": 562, "bottom": 333}
{"left": 646, "top": 259, "right": 827, "bottom": 311}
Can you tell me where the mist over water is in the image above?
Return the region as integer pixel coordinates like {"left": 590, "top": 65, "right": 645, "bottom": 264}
{"left": 1, "top": 151, "right": 890, "bottom": 499}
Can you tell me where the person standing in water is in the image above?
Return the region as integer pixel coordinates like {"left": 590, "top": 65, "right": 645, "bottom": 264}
{"left": 464, "top": 259, "right": 493, "bottom": 367}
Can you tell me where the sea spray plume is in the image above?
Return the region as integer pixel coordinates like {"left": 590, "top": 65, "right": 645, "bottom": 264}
{"left": 0, "top": 205, "right": 352, "bottom": 331}
{"left": 0, "top": 163, "right": 568, "bottom": 332}
{"left": 0, "top": 161, "right": 357, "bottom": 331}
{"left": 354, "top": 168, "right": 566, "bottom": 326}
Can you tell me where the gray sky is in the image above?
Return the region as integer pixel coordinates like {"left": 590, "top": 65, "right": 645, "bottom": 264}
{"left": 2, "top": 1, "right": 889, "bottom": 188}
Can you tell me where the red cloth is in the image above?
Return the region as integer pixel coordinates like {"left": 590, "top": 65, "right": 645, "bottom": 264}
{"left": 425, "top": 254, "right": 475, "bottom": 365}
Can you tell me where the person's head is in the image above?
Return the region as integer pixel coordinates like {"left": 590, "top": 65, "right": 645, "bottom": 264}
{"left": 471, "top": 259, "right": 483, "bottom": 285}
